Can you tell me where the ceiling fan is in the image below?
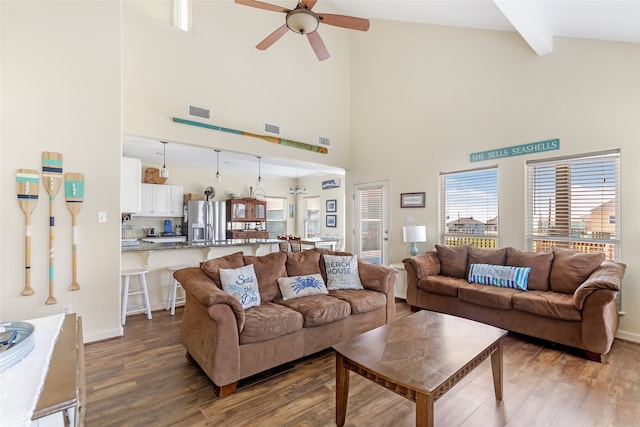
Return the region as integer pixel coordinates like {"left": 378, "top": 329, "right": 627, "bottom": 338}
{"left": 235, "top": 0, "right": 370, "bottom": 61}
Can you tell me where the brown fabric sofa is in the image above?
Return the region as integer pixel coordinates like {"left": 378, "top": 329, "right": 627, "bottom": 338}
{"left": 403, "top": 245, "right": 626, "bottom": 361}
{"left": 174, "top": 248, "right": 396, "bottom": 397}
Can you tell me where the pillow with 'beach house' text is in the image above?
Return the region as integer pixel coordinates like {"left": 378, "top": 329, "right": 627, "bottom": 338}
{"left": 323, "top": 255, "right": 363, "bottom": 290}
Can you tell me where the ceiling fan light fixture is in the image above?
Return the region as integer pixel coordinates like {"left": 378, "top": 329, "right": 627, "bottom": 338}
{"left": 286, "top": 8, "right": 319, "bottom": 34}
{"left": 160, "top": 141, "right": 170, "bottom": 178}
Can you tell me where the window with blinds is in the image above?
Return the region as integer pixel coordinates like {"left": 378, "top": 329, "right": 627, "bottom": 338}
{"left": 304, "top": 197, "right": 320, "bottom": 238}
{"left": 440, "top": 167, "right": 499, "bottom": 248}
{"left": 266, "top": 197, "right": 286, "bottom": 239}
{"left": 525, "top": 150, "right": 620, "bottom": 261}
{"left": 355, "top": 184, "right": 384, "bottom": 264}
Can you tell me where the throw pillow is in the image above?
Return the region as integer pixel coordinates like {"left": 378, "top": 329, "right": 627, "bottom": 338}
{"left": 468, "top": 263, "right": 531, "bottom": 291}
{"left": 324, "top": 255, "right": 364, "bottom": 290}
{"left": 243, "top": 251, "right": 287, "bottom": 302}
{"left": 200, "top": 251, "right": 244, "bottom": 287}
{"left": 219, "top": 264, "right": 261, "bottom": 309}
{"left": 277, "top": 274, "right": 328, "bottom": 300}
{"left": 435, "top": 244, "right": 469, "bottom": 279}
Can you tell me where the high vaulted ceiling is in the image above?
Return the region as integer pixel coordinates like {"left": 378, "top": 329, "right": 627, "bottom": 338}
{"left": 325, "top": 0, "right": 640, "bottom": 55}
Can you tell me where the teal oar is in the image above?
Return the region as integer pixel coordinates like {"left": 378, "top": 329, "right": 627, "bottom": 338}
{"left": 65, "top": 173, "right": 84, "bottom": 291}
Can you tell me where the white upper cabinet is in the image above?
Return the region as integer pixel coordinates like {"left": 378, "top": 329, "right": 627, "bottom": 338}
{"left": 138, "top": 183, "right": 183, "bottom": 217}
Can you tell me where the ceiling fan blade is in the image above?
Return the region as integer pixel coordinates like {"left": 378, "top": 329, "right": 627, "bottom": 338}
{"left": 318, "top": 13, "right": 370, "bottom": 31}
{"left": 300, "top": 0, "right": 318, "bottom": 10}
{"left": 257, "top": 24, "right": 289, "bottom": 50}
{"left": 307, "top": 31, "right": 329, "bottom": 61}
{"left": 235, "top": 0, "right": 290, "bottom": 14}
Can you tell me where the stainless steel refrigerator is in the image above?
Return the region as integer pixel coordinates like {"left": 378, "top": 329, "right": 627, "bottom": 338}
{"left": 183, "top": 200, "right": 226, "bottom": 243}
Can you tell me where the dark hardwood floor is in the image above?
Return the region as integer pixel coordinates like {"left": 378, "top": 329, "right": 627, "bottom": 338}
{"left": 84, "top": 302, "right": 640, "bottom": 426}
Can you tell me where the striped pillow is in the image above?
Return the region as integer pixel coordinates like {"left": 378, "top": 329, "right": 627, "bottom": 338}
{"left": 468, "top": 263, "right": 531, "bottom": 291}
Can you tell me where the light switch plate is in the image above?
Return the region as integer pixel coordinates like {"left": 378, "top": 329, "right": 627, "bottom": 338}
{"left": 97, "top": 211, "right": 107, "bottom": 223}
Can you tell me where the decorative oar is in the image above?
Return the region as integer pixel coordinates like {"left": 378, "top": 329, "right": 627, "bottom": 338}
{"left": 16, "top": 169, "right": 40, "bottom": 296}
{"left": 42, "top": 152, "right": 63, "bottom": 305}
{"left": 65, "top": 173, "right": 84, "bottom": 291}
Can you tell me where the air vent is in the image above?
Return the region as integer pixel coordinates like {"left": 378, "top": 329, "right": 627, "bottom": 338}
{"left": 264, "top": 122, "right": 280, "bottom": 135}
{"left": 319, "top": 136, "right": 331, "bottom": 146}
{"left": 188, "top": 104, "right": 211, "bottom": 120}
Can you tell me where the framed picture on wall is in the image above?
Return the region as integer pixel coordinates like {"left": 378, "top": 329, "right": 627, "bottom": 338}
{"left": 401, "top": 192, "right": 425, "bottom": 208}
{"left": 326, "top": 215, "right": 337, "bottom": 227}
{"left": 326, "top": 199, "right": 337, "bottom": 213}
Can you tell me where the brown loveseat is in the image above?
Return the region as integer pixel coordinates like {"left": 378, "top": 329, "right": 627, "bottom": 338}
{"left": 174, "top": 248, "right": 396, "bottom": 397}
{"left": 403, "top": 245, "right": 626, "bottom": 361}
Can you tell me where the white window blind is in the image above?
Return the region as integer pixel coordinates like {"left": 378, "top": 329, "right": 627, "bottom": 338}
{"left": 355, "top": 185, "right": 383, "bottom": 264}
{"left": 305, "top": 197, "right": 320, "bottom": 238}
{"left": 440, "top": 167, "right": 499, "bottom": 248}
{"left": 525, "top": 150, "right": 620, "bottom": 261}
{"left": 266, "top": 197, "right": 286, "bottom": 239}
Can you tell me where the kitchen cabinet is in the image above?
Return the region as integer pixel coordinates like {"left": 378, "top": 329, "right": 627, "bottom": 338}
{"left": 227, "top": 198, "right": 266, "bottom": 221}
{"left": 137, "top": 183, "right": 183, "bottom": 217}
{"left": 226, "top": 198, "right": 268, "bottom": 239}
{"left": 121, "top": 157, "right": 141, "bottom": 213}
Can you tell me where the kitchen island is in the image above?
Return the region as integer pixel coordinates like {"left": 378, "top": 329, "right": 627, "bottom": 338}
{"left": 121, "top": 239, "right": 281, "bottom": 317}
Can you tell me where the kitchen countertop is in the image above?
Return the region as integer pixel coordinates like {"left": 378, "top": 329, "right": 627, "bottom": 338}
{"left": 121, "top": 239, "right": 281, "bottom": 252}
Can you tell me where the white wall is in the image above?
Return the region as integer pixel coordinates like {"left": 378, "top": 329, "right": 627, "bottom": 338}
{"left": 347, "top": 20, "right": 640, "bottom": 341}
{"left": 1, "top": 1, "right": 123, "bottom": 341}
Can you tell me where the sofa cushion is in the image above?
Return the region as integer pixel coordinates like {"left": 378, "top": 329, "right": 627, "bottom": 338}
{"left": 200, "top": 251, "right": 244, "bottom": 287}
{"left": 328, "top": 289, "right": 386, "bottom": 314}
{"left": 458, "top": 283, "right": 520, "bottom": 310}
{"left": 468, "top": 263, "right": 531, "bottom": 291}
{"left": 505, "top": 248, "right": 554, "bottom": 291}
{"left": 435, "top": 244, "right": 469, "bottom": 279}
{"left": 240, "top": 302, "right": 304, "bottom": 344}
{"left": 512, "top": 291, "right": 582, "bottom": 322}
{"left": 285, "top": 250, "right": 322, "bottom": 277}
{"left": 278, "top": 274, "right": 328, "bottom": 300}
{"left": 418, "top": 275, "right": 467, "bottom": 297}
{"left": 550, "top": 247, "right": 605, "bottom": 294}
{"left": 219, "top": 264, "right": 261, "bottom": 309}
{"left": 468, "top": 247, "right": 507, "bottom": 269}
{"left": 276, "top": 294, "right": 351, "bottom": 327}
{"left": 244, "top": 251, "right": 287, "bottom": 302}
{"left": 324, "top": 255, "right": 363, "bottom": 290}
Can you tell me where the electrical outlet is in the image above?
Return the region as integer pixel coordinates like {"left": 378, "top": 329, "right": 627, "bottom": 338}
{"left": 62, "top": 305, "right": 72, "bottom": 314}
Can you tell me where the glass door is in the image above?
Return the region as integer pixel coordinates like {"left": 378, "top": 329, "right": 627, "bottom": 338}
{"left": 354, "top": 181, "right": 389, "bottom": 265}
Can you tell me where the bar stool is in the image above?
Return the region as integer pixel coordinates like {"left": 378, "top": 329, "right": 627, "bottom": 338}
{"left": 166, "top": 265, "right": 190, "bottom": 316}
{"left": 121, "top": 268, "right": 152, "bottom": 325}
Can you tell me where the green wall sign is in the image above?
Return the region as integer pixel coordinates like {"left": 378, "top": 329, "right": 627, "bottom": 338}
{"left": 470, "top": 139, "right": 560, "bottom": 162}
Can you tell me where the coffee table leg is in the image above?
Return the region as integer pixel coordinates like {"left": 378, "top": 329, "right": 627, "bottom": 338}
{"left": 336, "top": 353, "right": 349, "bottom": 427}
{"left": 415, "top": 392, "right": 434, "bottom": 427}
{"left": 491, "top": 341, "right": 504, "bottom": 401}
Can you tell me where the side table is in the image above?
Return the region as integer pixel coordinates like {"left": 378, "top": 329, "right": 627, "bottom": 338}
{"left": 390, "top": 263, "right": 407, "bottom": 300}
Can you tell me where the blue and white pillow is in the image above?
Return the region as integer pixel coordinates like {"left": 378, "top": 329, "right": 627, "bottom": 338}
{"left": 324, "top": 255, "right": 363, "bottom": 290}
{"left": 219, "top": 264, "right": 261, "bottom": 309}
{"left": 277, "top": 274, "right": 328, "bottom": 300}
{"left": 468, "top": 263, "right": 531, "bottom": 291}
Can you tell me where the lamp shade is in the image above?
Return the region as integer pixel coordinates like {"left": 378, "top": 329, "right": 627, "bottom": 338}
{"left": 403, "top": 225, "right": 427, "bottom": 243}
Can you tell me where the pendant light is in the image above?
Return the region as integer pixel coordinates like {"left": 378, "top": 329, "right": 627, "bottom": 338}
{"left": 256, "top": 156, "right": 264, "bottom": 187}
{"left": 215, "top": 149, "right": 222, "bottom": 182}
{"left": 160, "top": 141, "right": 169, "bottom": 178}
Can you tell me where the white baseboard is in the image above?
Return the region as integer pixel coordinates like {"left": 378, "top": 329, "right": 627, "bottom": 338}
{"left": 615, "top": 329, "right": 640, "bottom": 343}
{"left": 84, "top": 326, "right": 123, "bottom": 343}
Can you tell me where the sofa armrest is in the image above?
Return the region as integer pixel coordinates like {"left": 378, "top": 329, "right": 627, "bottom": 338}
{"left": 574, "top": 261, "right": 626, "bottom": 310}
{"left": 174, "top": 267, "right": 246, "bottom": 332}
{"left": 402, "top": 250, "right": 441, "bottom": 279}
{"left": 357, "top": 261, "right": 397, "bottom": 323}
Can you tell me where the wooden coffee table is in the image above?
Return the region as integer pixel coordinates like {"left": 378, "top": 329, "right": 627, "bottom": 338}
{"left": 333, "top": 310, "right": 507, "bottom": 427}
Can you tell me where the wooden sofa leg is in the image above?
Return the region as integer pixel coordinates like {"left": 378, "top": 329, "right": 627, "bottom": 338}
{"left": 584, "top": 350, "right": 604, "bottom": 363}
{"left": 217, "top": 382, "right": 238, "bottom": 398}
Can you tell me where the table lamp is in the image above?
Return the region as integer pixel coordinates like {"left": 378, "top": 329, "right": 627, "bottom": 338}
{"left": 403, "top": 225, "right": 427, "bottom": 256}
